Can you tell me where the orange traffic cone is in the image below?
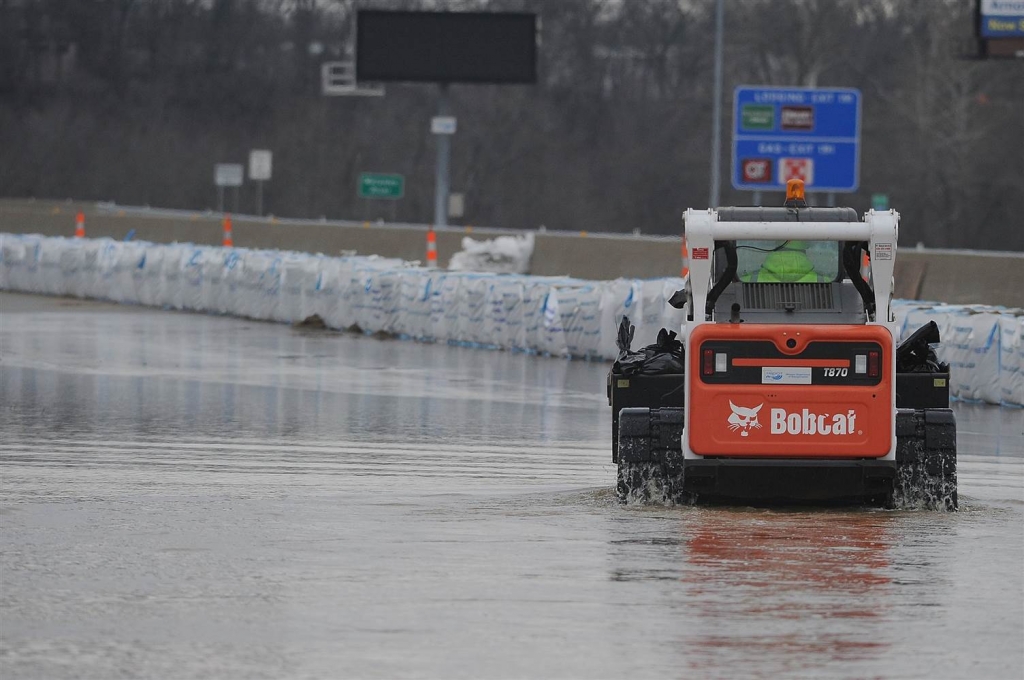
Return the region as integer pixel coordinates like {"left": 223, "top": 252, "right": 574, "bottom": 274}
{"left": 426, "top": 226, "right": 437, "bottom": 267}
{"left": 222, "top": 215, "right": 233, "bottom": 247}
{"left": 74, "top": 211, "right": 85, "bottom": 238}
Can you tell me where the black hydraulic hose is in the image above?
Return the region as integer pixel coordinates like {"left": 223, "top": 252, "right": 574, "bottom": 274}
{"left": 844, "top": 241, "right": 876, "bottom": 320}
{"left": 705, "top": 241, "right": 737, "bottom": 319}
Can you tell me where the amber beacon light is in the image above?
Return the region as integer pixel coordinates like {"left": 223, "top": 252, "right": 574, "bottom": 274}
{"left": 786, "top": 178, "right": 806, "bottom": 202}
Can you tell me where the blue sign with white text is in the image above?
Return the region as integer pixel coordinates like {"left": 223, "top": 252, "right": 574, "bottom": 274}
{"left": 980, "top": 0, "right": 1024, "bottom": 37}
{"left": 732, "top": 86, "right": 861, "bottom": 193}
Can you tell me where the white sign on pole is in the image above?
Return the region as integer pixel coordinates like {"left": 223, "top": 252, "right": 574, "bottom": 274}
{"left": 431, "top": 116, "right": 457, "bottom": 135}
{"left": 249, "top": 150, "right": 272, "bottom": 181}
{"left": 448, "top": 192, "right": 465, "bottom": 218}
{"left": 214, "top": 163, "right": 244, "bottom": 187}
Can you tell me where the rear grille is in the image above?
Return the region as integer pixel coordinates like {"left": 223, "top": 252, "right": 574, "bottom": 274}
{"left": 742, "top": 282, "right": 834, "bottom": 311}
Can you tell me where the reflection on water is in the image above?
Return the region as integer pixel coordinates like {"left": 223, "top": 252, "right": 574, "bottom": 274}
{"left": 0, "top": 306, "right": 608, "bottom": 451}
{"left": 679, "top": 510, "right": 893, "bottom": 675}
{"left": 1, "top": 296, "right": 1022, "bottom": 680}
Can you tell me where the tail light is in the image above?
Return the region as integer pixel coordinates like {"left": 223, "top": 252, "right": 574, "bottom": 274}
{"left": 868, "top": 350, "right": 880, "bottom": 378}
{"left": 703, "top": 349, "right": 714, "bottom": 376}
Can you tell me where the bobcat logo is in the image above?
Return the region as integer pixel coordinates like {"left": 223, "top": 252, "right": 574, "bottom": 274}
{"left": 728, "top": 401, "right": 763, "bottom": 437}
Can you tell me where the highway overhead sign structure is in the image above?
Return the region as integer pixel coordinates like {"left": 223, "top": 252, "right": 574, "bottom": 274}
{"left": 732, "top": 86, "right": 861, "bottom": 193}
{"left": 359, "top": 173, "right": 405, "bottom": 199}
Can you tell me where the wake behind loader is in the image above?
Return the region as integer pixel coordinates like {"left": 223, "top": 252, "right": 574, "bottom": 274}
{"left": 608, "top": 181, "right": 957, "bottom": 509}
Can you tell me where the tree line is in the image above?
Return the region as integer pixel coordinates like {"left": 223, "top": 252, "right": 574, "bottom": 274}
{"left": 1, "top": 0, "right": 1022, "bottom": 250}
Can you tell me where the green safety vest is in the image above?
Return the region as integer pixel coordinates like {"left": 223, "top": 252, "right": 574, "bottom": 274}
{"left": 741, "top": 249, "right": 830, "bottom": 283}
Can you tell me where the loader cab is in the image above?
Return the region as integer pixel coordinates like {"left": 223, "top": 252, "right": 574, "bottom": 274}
{"left": 697, "top": 208, "right": 881, "bottom": 327}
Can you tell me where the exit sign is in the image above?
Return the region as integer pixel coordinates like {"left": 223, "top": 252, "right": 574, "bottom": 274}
{"left": 358, "top": 173, "right": 404, "bottom": 199}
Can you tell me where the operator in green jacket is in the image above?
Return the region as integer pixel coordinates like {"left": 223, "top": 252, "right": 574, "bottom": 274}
{"left": 741, "top": 178, "right": 830, "bottom": 283}
{"left": 741, "top": 240, "right": 831, "bottom": 283}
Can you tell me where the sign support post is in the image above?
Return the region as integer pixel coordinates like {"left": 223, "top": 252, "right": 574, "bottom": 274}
{"left": 433, "top": 84, "right": 452, "bottom": 229}
{"left": 709, "top": 0, "right": 725, "bottom": 208}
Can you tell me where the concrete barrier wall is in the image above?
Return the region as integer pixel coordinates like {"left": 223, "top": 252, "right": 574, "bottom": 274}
{"left": 1, "top": 198, "right": 1020, "bottom": 306}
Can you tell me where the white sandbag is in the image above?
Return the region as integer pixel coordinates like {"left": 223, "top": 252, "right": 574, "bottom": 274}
{"left": 521, "top": 277, "right": 562, "bottom": 352}
{"left": 159, "top": 244, "right": 189, "bottom": 310}
{"left": 554, "top": 282, "right": 604, "bottom": 358}
{"left": 430, "top": 273, "right": 462, "bottom": 342}
{"left": 998, "top": 314, "right": 1024, "bottom": 407}
{"left": 453, "top": 274, "right": 493, "bottom": 345}
{"left": 141, "top": 242, "right": 166, "bottom": 306}
{"left": 318, "top": 257, "right": 356, "bottom": 330}
{"left": 180, "top": 246, "right": 213, "bottom": 311}
{"left": 0, "top": 233, "right": 11, "bottom": 289}
{"left": 37, "top": 236, "right": 70, "bottom": 296}
{"left": 943, "top": 308, "right": 1002, "bottom": 403}
{"left": 198, "top": 248, "right": 228, "bottom": 313}
{"left": 78, "top": 239, "right": 116, "bottom": 300}
{"left": 235, "top": 250, "right": 281, "bottom": 320}
{"left": 537, "top": 286, "right": 568, "bottom": 357}
{"left": 276, "top": 253, "right": 312, "bottom": 323}
{"left": 484, "top": 276, "right": 526, "bottom": 350}
{"left": 111, "top": 241, "right": 148, "bottom": 304}
{"left": 448, "top": 232, "right": 534, "bottom": 275}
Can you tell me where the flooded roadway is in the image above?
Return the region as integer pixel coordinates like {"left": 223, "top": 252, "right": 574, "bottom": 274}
{"left": 1, "top": 292, "right": 1022, "bottom": 679}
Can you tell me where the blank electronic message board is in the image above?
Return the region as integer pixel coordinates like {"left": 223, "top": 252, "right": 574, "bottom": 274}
{"left": 356, "top": 10, "right": 537, "bottom": 84}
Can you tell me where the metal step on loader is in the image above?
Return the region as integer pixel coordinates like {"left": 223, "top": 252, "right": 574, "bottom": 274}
{"left": 608, "top": 180, "right": 957, "bottom": 510}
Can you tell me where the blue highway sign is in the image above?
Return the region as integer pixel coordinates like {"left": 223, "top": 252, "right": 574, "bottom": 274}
{"left": 980, "top": 0, "right": 1024, "bottom": 38}
{"left": 732, "top": 86, "right": 861, "bottom": 193}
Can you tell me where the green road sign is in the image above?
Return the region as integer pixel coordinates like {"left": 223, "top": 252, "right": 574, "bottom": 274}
{"left": 359, "top": 173, "right": 404, "bottom": 199}
{"left": 872, "top": 193, "right": 889, "bottom": 210}
{"left": 740, "top": 104, "right": 774, "bottom": 131}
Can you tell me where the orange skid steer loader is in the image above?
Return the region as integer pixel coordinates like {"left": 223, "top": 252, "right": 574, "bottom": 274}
{"left": 609, "top": 182, "right": 957, "bottom": 509}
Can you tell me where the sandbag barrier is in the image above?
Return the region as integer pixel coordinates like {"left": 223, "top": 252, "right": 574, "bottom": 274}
{"left": 0, "top": 233, "right": 684, "bottom": 362}
{"left": 2, "top": 234, "right": 1019, "bottom": 407}
{"left": 894, "top": 301, "right": 1023, "bottom": 407}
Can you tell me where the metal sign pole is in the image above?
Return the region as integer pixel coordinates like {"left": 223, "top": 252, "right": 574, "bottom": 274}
{"left": 709, "top": 0, "right": 725, "bottom": 208}
{"left": 433, "top": 83, "right": 452, "bottom": 229}
{"left": 218, "top": 186, "right": 224, "bottom": 213}
{"left": 752, "top": 190, "right": 762, "bottom": 207}
{"left": 257, "top": 180, "right": 264, "bottom": 217}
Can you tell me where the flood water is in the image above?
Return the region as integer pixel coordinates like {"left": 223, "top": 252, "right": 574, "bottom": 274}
{"left": 1, "top": 292, "right": 1022, "bottom": 679}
